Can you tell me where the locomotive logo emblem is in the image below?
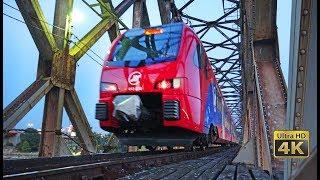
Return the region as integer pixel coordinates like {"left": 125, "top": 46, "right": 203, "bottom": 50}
{"left": 128, "top": 71, "right": 142, "bottom": 86}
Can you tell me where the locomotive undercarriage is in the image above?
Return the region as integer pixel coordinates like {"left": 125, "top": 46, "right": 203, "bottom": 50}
{"left": 112, "top": 93, "right": 162, "bottom": 132}
{"left": 108, "top": 93, "right": 220, "bottom": 150}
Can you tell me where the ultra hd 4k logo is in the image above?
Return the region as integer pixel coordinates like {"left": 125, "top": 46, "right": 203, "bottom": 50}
{"left": 274, "top": 130, "right": 309, "bottom": 158}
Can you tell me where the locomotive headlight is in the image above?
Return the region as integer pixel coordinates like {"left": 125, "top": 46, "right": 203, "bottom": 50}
{"left": 100, "top": 82, "right": 118, "bottom": 92}
{"left": 157, "top": 80, "right": 172, "bottom": 89}
{"left": 172, "top": 78, "right": 181, "bottom": 89}
{"left": 156, "top": 78, "right": 183, "bottom": 90}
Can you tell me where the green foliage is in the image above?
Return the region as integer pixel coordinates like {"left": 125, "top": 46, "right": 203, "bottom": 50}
{"left": 93, "top": 132, "right": 106, "bottom": 152}
{"left": 17, "top": 128, "right": 40, "bottom": 152}
{"left": 92, "top": 132, "right": 121, "bottom": 153}
{"left": 15, "top": 128, "right": 123, "bottom": 153}
{"left": 20, "top": 141, "right": 31, "bottom": 152}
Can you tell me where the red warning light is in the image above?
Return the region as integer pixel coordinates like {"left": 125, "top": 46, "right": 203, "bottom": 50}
{"left": 144, "top": 28, "right": 164, "bottom": 35}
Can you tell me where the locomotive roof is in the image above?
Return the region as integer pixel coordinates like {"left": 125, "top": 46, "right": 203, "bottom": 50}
{"left": 126, "top": 22, "right": 186, "bottom": 32}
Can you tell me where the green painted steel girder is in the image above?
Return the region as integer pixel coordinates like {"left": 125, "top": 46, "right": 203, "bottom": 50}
{"left": 69, "top": 18, "right": 115, "bottom": 61}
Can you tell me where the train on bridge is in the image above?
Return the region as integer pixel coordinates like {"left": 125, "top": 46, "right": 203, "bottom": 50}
{"left": 95, "top": 22, "right": 237, "bottom": 150}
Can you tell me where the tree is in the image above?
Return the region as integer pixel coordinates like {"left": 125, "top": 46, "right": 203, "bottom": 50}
{"left": 20, "top": 141, "right": 31, "bottom": 152}
{"left": 92, "top": 132, "right": 121, "bottom": 153}
{"left": 17, "top": 128, "right": 40, "bottom": 152}
{"left": 93, "top": 132, "right": 109, "bottom": 152}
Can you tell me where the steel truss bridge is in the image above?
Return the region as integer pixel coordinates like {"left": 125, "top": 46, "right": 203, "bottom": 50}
{"left": 3, "top": 0, "right": 317, "bottom": 179}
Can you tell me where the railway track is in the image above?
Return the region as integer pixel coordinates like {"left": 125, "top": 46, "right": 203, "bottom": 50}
{"left": 4, "top": 149, "right": 185, "bottom": 175}
{"left": 3, "top": 145, "right": 239, "bottom": 179}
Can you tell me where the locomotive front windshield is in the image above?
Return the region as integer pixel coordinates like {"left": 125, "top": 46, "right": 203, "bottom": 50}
{"left": 108, "top": 23, "right": 183, "bottom": 67}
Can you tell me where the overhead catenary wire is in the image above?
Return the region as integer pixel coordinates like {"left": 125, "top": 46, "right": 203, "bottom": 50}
{"left": 3, "top": 12, "right": 103, "bottom": 67}
{"left": 72, "top": 34, "right": 105, "bottom": 62}
{"left": 3, "top": 2, "right": 104, "bottom": 66}
{"left": 3, "top": 13, "right": 69, "bottom": 43}
{"left": 3, "top": 2, "right": 66, "bottom": 31}
{"left": 4, "top": 10, "right": 129, "bottom": 80}
{"left": 71, "top": 41, "right": 104, "bottom": 66}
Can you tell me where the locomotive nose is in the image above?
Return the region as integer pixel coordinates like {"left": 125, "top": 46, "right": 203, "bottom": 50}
{"left": 100, "top": 68, "right": 165, "bottom": 93}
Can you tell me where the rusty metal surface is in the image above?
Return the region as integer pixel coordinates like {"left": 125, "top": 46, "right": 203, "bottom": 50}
{"left": 113, "top": 0, "right": 135, "bottom": 16}
{"left": 253, "top": 41, "right": 287, "bottom": 171}
{"left": 253, "top": 26, "right": 287, "bottom": 173}
{"left": 240, "top": 0, "right": 287, "bottom": 173}
{"left": 39, "top": 87, "right": 66, "bottom": 157}
{"left": 157, "top": 0, "right": 172, "bottom": 24}
{"left": 3, "top": 146, "right": 237, "bottom": 179}
{"left": 3, "top": 79, "right": 52, "bottom": 130}
{"left": 64, "top": 90, "right": 96, "bottom": 153}
{"left": 51, "top": 51, "right": 76, "bottom": 90}
{"left": 39, "top": 0, "right": 74, "bottom": 157}
{"left": 132, "top": 0, "right": 150, "bottom": 28}
{"left": 253, "top": 0, "right": 276, "bottom": 41}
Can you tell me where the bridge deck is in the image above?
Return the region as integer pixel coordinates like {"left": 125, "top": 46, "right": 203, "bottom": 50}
{"left": 121, "top": 147, "right": 273, "bottom": 180}
{"left": 4, "top": 145, "right": 283, "bottom": 179}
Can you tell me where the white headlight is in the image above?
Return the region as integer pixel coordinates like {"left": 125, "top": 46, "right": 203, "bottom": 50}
{"left": 100, "top": 82, "right": 118, "bottom": 92}
{"left": 173, "top": 78, "right": 181, "bottom": 89}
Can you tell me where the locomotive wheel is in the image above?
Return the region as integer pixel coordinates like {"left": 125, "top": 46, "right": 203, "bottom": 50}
{"left": 146, "top": 146, "right": 157, "bottom": 151}
{"left": 209, "top": 126, "right": 218, "bottom": 144}
{"left": 202, "top": 135, "right": 209, "bottom": 150}
{"left": 185, "top": 145, "right": 195, "bottom": 151}
{"left": 167, "top": 146, "right": 173, "bottom": 151}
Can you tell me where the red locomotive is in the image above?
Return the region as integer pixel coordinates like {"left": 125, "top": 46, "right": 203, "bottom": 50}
{"left": 96, "top": 22, "right": 237, "bottom": 150}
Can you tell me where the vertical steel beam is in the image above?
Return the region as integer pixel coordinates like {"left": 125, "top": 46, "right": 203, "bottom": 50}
{"left": 252, "top": 60, "right": 273, "bottom": 173}
{"left": 252, "top": 0, "right": 287, "bottom": 171}
{"left": 241, "top": 114, "right": 249, "bottom": 144}
{"left": 157, "top": 0, "right": 172, "bottom": 24}
{"left": 39, "top": 0, "right": 74, "bottom": 157}
{"left": 240, "top": 0, "right": 255, "bottom": 146}
{"left": 39, "top": 87, "right": 65, "bottom": 156}
{"left": 285, "top": 0, "right": 316, "bottom": 179}
{"left": 240, "top": 0, "right": 286, "bottom": 173}
{"left": 52, "top": 0, "right": 73, "bottom": 49}
{"left": 132, "top": 0, "right": 150, "bottom": 28}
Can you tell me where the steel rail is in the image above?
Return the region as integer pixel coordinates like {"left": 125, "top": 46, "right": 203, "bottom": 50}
{"left": 3, "top": 149, "right": 183, "bottom": 175}
{"left": 4, "top": 146, "right": 239, "bottom": 179}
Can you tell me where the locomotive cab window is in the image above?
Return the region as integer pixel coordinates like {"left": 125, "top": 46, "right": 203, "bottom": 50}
{"left": 216, "top": 86, "right": 222, "bottom": 112}
{"left": 199, "top": 45, "right": 209, "bottom": 78}
{"left": 193, "top": 43, "right": 201, "bottom": 68}
{"left": 194, "top": 43, "right": 208, "bottom": 75}
{"left": 107, "top": 23, "right": 183, "bottom": 67}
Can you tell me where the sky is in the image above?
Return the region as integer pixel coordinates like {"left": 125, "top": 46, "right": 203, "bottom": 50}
{"left": 3, "top": 0, "right": 291, "bottom": 134}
